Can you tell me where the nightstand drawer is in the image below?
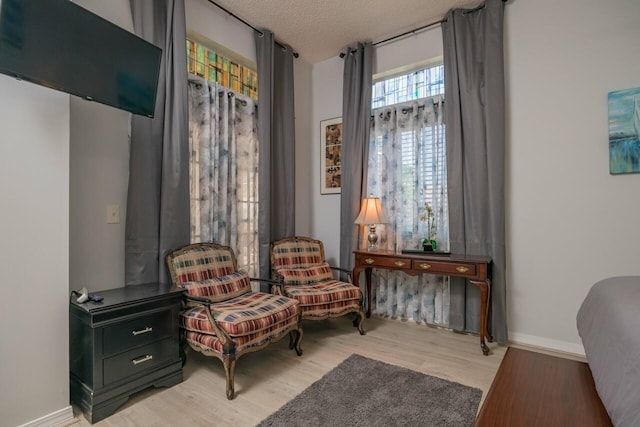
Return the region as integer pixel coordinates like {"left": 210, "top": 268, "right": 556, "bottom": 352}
{"left": 412, "top": 260, "right": 476, "bottom": 276}
{"left": 103, "top": 311, "right": 172, "bottom": 356}
{"left": 356, "top": 254, "right": 412, "bottom": 269}
{"left": 103, "top": 338, "right": 176, "bottom": 385}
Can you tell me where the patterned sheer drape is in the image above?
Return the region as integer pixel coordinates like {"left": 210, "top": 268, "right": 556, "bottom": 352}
{"left": 187, "top": 77, "right": 259, "bottom": 282}
{"left": 366, "top": 96, "right": 450, "bottom": 325}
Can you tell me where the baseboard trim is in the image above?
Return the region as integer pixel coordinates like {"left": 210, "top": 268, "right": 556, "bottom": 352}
{"left": 17, "top": 406, "right": 75, "bottom": 427}
{"left": 509, "top": 332, "right": 585, "bottom": 357}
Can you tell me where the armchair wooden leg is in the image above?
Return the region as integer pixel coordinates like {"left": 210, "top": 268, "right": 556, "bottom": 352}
{"left": 354, "top": 310, "right": 366, "bottom": 335}
{"left": 223, "top": 356, "right": 237, "bottom": 400}
{"left": 290, "top": 328, "right": 303, "bottom": 356}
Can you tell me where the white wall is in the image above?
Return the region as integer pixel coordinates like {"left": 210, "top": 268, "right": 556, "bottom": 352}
{"left": 69, "top": 0, "right": 133, "bottom": 292}
{"left": 309, "top": 0, "right": 640, "bottom": 354}
{"left": 0, "top": 76, "right": 70, "bottom": 426}
{"left": 505, "top": 0, "right": 640, "bottom": 353}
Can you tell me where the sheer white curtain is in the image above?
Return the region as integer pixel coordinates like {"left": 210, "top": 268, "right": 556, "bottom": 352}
{"left": 188, "top": 77, "right": 259, "bottom": 281}
{"left": 366, "top": 96, "right": 450, "bottom": 325}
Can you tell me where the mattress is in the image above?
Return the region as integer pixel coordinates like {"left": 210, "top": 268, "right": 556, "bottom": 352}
{"left": 577, "top": 276, "right": 640, "bottom": 427}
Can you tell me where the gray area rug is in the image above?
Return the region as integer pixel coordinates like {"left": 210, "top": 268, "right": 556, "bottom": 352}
{"left": 257, "top": 353, "right": 482, "bottom": 427}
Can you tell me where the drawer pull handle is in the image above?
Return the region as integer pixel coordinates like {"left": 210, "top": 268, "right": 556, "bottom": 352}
{"left": 394, "top": 261, "right": 406, "bottom": 267}
{"left": 132, "top": 354, "right": 153, "bottom": 365}
{"left": 132, "top": 326, "right": 153, "bottom": 336}
{"left": 419, "top": 263, "right": 431, "bottom": 270}
{"left": 365, "top": 258, "right": 375, "bottom": 265}
{"left": 456, "top": 266, "right": 469, "bottom": 273}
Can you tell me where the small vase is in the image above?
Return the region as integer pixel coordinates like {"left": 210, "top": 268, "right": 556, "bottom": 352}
{"left": 422, "top": 239, "right": 433, "bottom": 251}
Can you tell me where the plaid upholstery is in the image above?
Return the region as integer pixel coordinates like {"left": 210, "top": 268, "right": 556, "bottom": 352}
{"left": 181, "top": 292, "right": 300, "bottom": 337}
{"left": 185, "top": 315, "right": 294, "bottom": 354}
{"left": 170, "top": 246, "right": 236, "bottom": 285}
{"left": 271, "top": 240, "right": 324, "bottom": 269}
{"left": 183, "top": 271, "right": 251, "bottom": 303}
{"left": 284, "top": 280, "right": 362, "bottom": 318}
{"left": 276, "top": 262, "right": 334, "bottom": 285}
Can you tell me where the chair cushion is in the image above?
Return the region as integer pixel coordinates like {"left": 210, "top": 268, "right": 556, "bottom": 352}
{"left": 271, "top": 240, "right": 324, "bottom": 269}
{"left": 169, "top": 246, "right": 236, "bottom": 285}
{"left": 276, "top": 262, "right": 333, "bottom": 285}
{"left": 184, "top": 315, "right": 294, "bottom": 355}
{"left": 183, "top": 271, "right": 251, "bottom": 303}
{"left": 181, "top": 292, "right": 300, "bottom": 337}
{"left": 284, "top": 280, "right": 362, "bottom": 318}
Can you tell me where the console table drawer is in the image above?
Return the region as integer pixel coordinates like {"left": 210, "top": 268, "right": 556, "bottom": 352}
{"left": 103, "top": 310, "right": 172, "bottom": 357}
{"left": 356, "top": 254, "right": 412, "bottom": 269}
{"left": 103, "top": 337, "right": 176, "bottom": 385}
{"left": 412, "top": 260, "right": 477, "bottom": 276}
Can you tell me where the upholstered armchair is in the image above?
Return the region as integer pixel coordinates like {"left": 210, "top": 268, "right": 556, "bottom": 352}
{"left": 270, "top": 236, "right": 365, "bottom": 335}
{"left": 166, "top": 242, "right": 303, "bottom": 400}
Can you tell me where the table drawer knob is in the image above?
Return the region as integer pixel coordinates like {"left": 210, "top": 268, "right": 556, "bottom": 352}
{"left": 456, "top": 266, "right": 469, "bottom": 273}
{"left": 365, "top": 258, "right": 375, "bottom": 265}
{"left": 419, "top": 263, "right": 432, "bottom": 270}
{"left": 394, "top": 261, "right": 406, "bottom": 267}
{"left": 132, "top": 326, "right": 153, "bottom": 336}
{"left": 132, "top": 354, "right": 153, "bottom": 365}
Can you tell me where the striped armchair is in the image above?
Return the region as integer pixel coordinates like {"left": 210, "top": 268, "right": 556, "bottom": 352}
{"left": 166, "top": 242, "right": 303, "bottom": 400}
{"left": 270, "top": 236, "right": 365, "bottom": 335}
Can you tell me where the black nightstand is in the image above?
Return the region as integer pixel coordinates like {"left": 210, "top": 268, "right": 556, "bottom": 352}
{"left": 69, "top": 283, "right": 184, "bottom": 423}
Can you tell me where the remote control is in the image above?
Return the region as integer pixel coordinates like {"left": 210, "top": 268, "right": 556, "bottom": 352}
{"left": 88, "top": 294, "right": 104, "bottom": 303}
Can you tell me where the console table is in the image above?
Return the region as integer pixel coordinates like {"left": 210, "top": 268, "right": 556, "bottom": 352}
{"left": 353, "top": 250, "right": 493, "bottom": 355}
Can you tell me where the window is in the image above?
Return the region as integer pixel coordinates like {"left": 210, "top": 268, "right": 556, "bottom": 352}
{"left": 372, "top": 63, "right": 444, "bottom": 109}
{"left": 187, "top": 37, "right": 260, "bottom": 277}
{"left": 186, "top": 39, "right": 258, "bottom": 100}
{"left": 368, "top": 62, "right": 448, "bottom": 248}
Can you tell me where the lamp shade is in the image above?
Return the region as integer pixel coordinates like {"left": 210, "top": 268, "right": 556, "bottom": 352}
{"left": 354, "top": 196, "right": 388, "bottom": 225}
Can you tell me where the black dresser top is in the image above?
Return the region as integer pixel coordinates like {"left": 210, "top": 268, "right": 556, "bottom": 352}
{"left": 70, "top": 282, "right": 184, "bottom": 314}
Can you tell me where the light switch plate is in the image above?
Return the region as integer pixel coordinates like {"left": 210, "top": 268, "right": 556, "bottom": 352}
{"left": 107, "top": 204, "right": 120, "bottom": 224}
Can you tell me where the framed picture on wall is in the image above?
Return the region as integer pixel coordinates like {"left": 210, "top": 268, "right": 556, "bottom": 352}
{"left": 320, "top": 117, "right": 342, "bottom": 194}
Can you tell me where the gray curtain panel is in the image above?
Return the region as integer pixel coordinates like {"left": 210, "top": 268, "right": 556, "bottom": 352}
{"left": 125, "top": 0, "right": 190, "bottom": 285}
{"left": 339, "top": 43, "right": 373, "bottom": 274}
{"left": 442, "top": 0, "right": 507, "bottom": 344}
{"left": 255, "top": 29, "right": 296, "bottom": 286}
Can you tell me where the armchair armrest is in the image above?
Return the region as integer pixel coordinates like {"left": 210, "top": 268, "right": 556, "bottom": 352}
{"left": 330, "top": 266, "right": 353, "bottom": 283}
{"left": 251, "top": 276, "right": 285, "bottom": 295}
{"left": 182, "top": 293, "right": 232, "bottom": 346}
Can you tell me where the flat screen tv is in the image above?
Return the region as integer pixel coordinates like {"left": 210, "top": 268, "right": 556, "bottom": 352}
{"left": 0, "top": 0, "right": 162, "bottom": 117}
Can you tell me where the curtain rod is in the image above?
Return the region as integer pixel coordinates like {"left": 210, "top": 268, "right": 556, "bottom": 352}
{"left": 205, "top": 0, "right": 299, "bottom": 58}
{"left": 341, "top": 0, "right": 508, "bottom": 57}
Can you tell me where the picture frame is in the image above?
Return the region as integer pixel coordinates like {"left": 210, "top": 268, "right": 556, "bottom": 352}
{"left": 320, "top": 117, "right": 342, "bottom": 194}
{"left": 608, "top": 86, "right": 640, "bottom": 174}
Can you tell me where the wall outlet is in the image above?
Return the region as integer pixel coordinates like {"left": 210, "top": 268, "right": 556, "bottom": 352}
{"left": 106, "top": 204, "right": 120, "bottom": 224}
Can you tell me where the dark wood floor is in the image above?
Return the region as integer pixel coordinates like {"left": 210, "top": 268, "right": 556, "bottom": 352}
{"left": 474, "top": 347, "right": 612, "bottom": 427}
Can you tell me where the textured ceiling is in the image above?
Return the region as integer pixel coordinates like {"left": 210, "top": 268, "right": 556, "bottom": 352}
{"left": 209, "top": 0, "right": 483, "bottom": 63}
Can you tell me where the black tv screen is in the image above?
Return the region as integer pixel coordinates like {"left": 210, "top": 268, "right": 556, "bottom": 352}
{"left": 0, "top": 0, "right": 162, "bottom": 117}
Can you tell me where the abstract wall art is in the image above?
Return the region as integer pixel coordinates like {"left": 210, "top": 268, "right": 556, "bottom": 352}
{"left": 608, "top": 86, "right": 640, "bottom": 174}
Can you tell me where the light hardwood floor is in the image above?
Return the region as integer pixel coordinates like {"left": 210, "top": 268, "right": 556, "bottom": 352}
{"left": 71, "top": 316, "right": 509, "bottom": 427}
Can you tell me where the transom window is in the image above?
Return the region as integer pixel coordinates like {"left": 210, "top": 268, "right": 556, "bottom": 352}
{"left": 372, "top": 63, "right": 444, "bottom": 109}
{"left": 186, "top": 39, "right": 258, "bottom": 100}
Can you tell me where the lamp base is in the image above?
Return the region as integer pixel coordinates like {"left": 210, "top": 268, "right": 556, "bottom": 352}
{"left": 367, "top": 225, "right": 379, "bottom": 251}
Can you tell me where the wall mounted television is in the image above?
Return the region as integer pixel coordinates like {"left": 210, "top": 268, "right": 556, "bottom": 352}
{"left": 0, "top": 0, "right": 162, "bottom": 117}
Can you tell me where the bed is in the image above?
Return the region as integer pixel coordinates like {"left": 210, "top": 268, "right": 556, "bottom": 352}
{"left": 577, "top": 276, "right": 640, "bottom": 427}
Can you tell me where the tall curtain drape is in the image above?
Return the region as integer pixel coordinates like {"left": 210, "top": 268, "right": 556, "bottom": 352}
{"left": 340, "top": 42, "right": 373, "bottom": 274}
{"left": 187, "top": 77, "right": 259, "bottom": 280}
{"left": 367, "top": 97, "right": 450, "bottom": 325}
{"left": 125, "top": 0, "right": 190, "bottom": 285}
{"left": 443, "top": 0, "right": 507, "bottom": 344}
{"left": 255, "top": 29, "right": 296, "bottom": 287}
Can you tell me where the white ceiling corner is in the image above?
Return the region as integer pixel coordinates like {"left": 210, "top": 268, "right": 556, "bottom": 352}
{"left": 207, "top": 0, "right": 484, "bottom": 64}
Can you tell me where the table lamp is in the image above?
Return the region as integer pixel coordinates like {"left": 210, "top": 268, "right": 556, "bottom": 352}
{"left": 354, "top": 195, "right": 388, "bottom": 251}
